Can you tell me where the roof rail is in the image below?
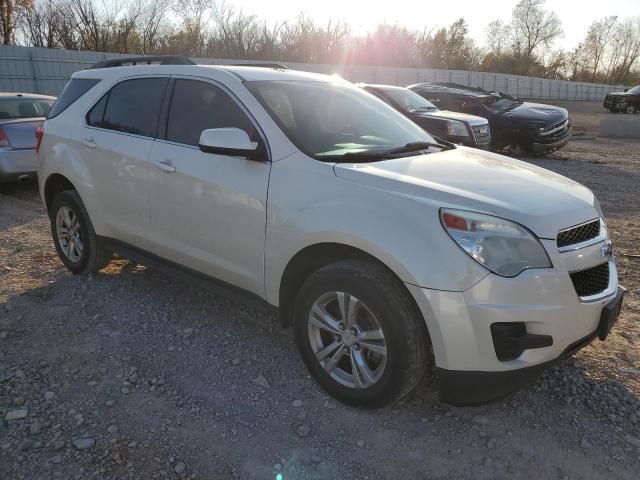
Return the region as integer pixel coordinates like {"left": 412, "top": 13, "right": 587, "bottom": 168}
{"left": 231, "top": 62, "right": 288, "bottom": 70}
{"left": 89, "top": 55, "right": 196, "bottom": 69}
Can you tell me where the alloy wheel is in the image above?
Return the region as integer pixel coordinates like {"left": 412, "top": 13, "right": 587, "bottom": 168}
{"left": 55, "top": 206, "right": 84, "bottom": 262}
{"left": 307, "top": 291, "right": 387, "bottom": 389}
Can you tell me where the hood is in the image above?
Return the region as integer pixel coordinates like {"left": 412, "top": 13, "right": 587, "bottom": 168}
{"left": 333, "top": 147, "right": 597, "bottom": 239}
{"left": 499, "top": 102, "right": 567, "bottom": 126}
{"left": 413, "top": 109, "right": 488, "bottom": 126}
{"left": 608, "top": 91, "right": 636, "bottom": 97}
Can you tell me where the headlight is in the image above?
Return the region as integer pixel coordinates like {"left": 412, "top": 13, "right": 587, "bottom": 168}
{"left": 594, "top": 197, "right": 604, "bottom": 218}
{"left": 440, "top": 209, "right": 552, "bottom": 277}
{"left": 446, "top": 120, "right": 469, "bottom": 137}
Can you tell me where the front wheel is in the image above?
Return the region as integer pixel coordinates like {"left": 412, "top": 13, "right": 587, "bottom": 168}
{"left": 50, "top": 190, "right": 112, "bottom": 274}
{"left": 293, "top": 260, "right": 430, "bottom": 408}
{"left": 625, "top": 105, "right": 637, "bottom": 114}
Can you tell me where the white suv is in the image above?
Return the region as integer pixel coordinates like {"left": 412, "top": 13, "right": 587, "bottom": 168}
{"left": 38, "top": 57, "right": 624, "bottom": 408}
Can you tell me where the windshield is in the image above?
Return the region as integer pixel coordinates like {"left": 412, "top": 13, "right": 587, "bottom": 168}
{"left": 627, "top": 86, "right": 640, "bottom": 94}
{"left": 378, "top": 88, "right": 438, "bottom": 112}
{"left": 246, "top": 80, "right": 436, "bottom": 160}
{"left": 0, "top": 98, "right": 53, "bottom": 119}
{"left": 483, "top": 96, "right": 521, "bottom": 112}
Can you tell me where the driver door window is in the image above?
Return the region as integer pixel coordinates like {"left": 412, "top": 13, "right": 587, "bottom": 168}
{"left": 166, "top": 79, "right": 255, "bottom": 146}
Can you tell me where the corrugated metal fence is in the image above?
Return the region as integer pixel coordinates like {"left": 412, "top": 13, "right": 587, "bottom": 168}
{"left": 0, "top": 44, "right": 625, "bottom": 100}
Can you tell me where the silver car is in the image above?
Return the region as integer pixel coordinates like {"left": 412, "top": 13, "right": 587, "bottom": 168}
{"left": 0, "top": 93, "right": 56, "bottom": 183}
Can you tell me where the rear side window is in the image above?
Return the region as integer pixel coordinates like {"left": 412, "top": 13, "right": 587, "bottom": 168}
{"left": 101, "top": 78, "right": 168, "bottom": 138}
{"left": 166, "top": 79, "right": 255, "bottom": 147}
{"left": 48, "top": 78, "right": 100, "bottom": 119}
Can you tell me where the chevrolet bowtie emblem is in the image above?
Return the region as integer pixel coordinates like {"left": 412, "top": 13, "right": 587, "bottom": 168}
{"left": 601, "top": 240, "right": 613, "bottom": 258}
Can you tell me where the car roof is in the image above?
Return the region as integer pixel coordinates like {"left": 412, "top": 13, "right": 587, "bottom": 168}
{"left": 408, "top": 82, "right": 494, "bottom": 99}
{"left": 73, "top": 64, "right": 341, "bottom": 84}
{"left": 0, "top": 92, "right": 57, "bottom": 100}
{"left": 360, "top": 84, "right": 408, "bottom": 92}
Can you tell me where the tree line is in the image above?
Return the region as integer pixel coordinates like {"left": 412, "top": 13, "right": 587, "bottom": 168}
{"left": 2, "top": 0, "right": 639, "bottom": 85}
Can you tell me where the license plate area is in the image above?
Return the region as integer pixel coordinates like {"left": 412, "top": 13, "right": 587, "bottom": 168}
{"left": 598, "top": 288, "right": 625, "bottom": 340}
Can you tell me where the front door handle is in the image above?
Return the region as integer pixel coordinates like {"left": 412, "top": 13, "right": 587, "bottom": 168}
{"left": 153, "top": 159, "right": 176, "bottom": 173}
{"left": 81, "top": 138, "right": 96, "bottom": 149}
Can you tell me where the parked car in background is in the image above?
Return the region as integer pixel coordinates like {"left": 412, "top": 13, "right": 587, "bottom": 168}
{"left": 360, "top": 84, "right": 491, "bottom": 149}
{"left": 409, "top": 82, "right": 571, "bottom": 154}
{"left": 39, "top": 58, "right": 622, "bottom": 408}
{"left": 603, "top": 86, "right": 640, "bottom": 113}
{"left": 0, "top": 93, "right": 55, "bottom": 183}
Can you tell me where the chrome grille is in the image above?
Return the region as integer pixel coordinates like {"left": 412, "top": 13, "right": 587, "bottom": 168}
{"left": 471, "top": 124, "right": 491, "bottom": 144}
{"left": 557, "top": 219, "right": 600, "bottom": 249}
{"left": 539, "top": 118, "right": 569, "bottom": 138}
{"left": 569, "top": 263, "right": 609, "bottom": 297}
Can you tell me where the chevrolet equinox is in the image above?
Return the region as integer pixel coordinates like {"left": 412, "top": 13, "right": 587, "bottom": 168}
{"left": 38, "top": 57, "right": 624, "bottom": 408}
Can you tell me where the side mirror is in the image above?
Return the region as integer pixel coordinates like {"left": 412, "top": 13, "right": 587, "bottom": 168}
{"left": 199, "top": 128, "right": 262, "bottom": 160}
{"left": 624, "top": 88, "right": 628, "bottom": 92}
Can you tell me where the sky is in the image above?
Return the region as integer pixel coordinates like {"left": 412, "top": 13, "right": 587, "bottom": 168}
{"left": 229, "top": 0, "right": 639, "bottom": 50}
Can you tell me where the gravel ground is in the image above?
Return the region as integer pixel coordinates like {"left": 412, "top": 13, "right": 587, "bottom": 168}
{"left": 1, "top": 103, "right": 640, "bottom": 479}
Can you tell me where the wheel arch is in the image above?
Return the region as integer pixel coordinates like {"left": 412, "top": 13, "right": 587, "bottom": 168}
{"left": 277, "top": 242, "right": 426, "bottom": 331}
{"left": 44, "top": 173, "right": 77, "bottom": 212}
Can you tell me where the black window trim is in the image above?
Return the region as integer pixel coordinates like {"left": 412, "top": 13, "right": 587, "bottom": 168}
{"left": 85, "top": 91, "right": 110, "bottom": 129}
{"left": 155, "top": 74, "right": 271, "bottom": 162}
{"left": 83, "top": 74, "right": 170, "bottom": 141}
{"left": 48, "top": 78, "right": 101, "bottom": 119}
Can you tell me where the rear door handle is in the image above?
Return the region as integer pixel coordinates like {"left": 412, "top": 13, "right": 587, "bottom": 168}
{"left": 81, "top": 138, "right": 96, "bottom": 149}
{"left": 153, "top": 159, "right": 176, "bottom": 173}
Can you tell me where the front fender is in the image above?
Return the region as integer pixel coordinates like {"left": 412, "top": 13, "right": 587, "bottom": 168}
{"left": 264, "top": 154, "right": 488, "bottom": 305}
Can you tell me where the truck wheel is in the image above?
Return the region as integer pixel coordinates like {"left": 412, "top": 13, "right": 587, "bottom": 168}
{"left": 625, "top": 105, "right": 637, "bottom": 114}
{"left": 50, "top": 190, "right": 112, "bottom": 274}
{"left": 293, "top": 259, "right": 430, "bottom": 408}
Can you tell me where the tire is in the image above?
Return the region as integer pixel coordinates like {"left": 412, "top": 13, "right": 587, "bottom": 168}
{"left": 293, "top": 259, "right": 430, "bottom": 408}
{"left": 49, "top": 190, "right": 111, "bottom": 274}
{"left": 625, "top": 105, "right": 637, "bottom": 114}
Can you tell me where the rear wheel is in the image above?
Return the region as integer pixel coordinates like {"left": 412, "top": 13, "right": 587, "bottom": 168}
{"left": 293, "top": 259, "right": 430, "bottom": 408}
{"left": 50, "top": 190, "right": 112, "bottom": 274}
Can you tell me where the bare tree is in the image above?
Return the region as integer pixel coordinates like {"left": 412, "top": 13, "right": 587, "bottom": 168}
{"left": 584, "top": 16, "right": 618, "bottom": 82}
{"left": 172, "top": 0, "right": 209, "bottom": 56}
{"left": 20, "top": 0, "right": 59, "bottom": 47}
{"left": 510, "top": 0, "right": 563, "bottom": 74}
{"left": 1, "top": 0, "right": 31, "bottom": 44}
{"left": 611, "top": 17, "right": 640, "bottom": 83}
{"left": 486, "top": 19, "right": 510, "bottom": 57}
{"left": 138, "top": 0, "right": 171, "bottom": 54}
{"left": 209, "top": 1, "right": 262, "bottom": 58}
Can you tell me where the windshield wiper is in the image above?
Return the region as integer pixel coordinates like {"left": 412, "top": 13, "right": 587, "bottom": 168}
{"left": 385, "top": 141, "right": 454, "bottom": 154}
{"left": 320, "top": 151, "right": 398, "bottom": 163}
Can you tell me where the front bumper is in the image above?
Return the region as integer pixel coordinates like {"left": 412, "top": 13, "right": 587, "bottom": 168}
{"left": 406, "top": 237, "right": 621, "bottom": 405}
{"left": 437, "top": 287, "right": 624, "bottom": 405}
{"left": 0, "top": 148, "right": 38, "bottom": 182}
{"left": 531, "top": 128, "right": 571, "bottom": 153}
